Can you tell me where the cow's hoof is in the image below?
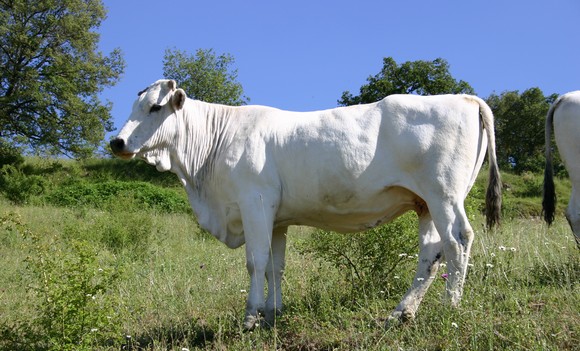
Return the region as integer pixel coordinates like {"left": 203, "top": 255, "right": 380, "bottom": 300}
{"left": 243, "top": 315, "right": 259, "bottom": 331}
{"left": 385, "top": 309, "right": 414, "bottom": 328}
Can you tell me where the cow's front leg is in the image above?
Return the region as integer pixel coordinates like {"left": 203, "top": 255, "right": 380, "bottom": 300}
{"left": 243, "top": 230, "right": 271, "bottom": 331}
{"left": 264, "top": 226, "right": 287, "bottom": 326}
{"left": 240, "top": 193, "right": 277, "bottom": 331}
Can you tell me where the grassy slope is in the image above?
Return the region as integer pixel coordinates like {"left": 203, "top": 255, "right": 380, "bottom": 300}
{"left": 0, "top": 159, "right": 578, "bottom": 350}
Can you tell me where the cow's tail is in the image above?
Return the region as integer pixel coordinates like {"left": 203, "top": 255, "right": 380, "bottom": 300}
{"left": 477, "top": 98, "right": 502, "bottom": 229}
{"left": 542, "top": 98, "right": 561, "bottom": 226}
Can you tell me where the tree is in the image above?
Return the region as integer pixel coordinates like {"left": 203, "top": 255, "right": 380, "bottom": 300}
{"left": 163, "top": 48, "right": 249, "bottom": 106}
{"left": 486, "top": 88, "right": 559, "bottom": 174}
{"left": 0, "top": 0, "right": 125, "bottom": 159}
{"left": 339, "top": 57, "right": 474, "bottom": 106}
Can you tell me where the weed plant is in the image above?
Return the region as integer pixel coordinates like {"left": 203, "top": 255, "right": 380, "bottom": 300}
{"left": 296, "top": 212, "right": 418, "bottom": 301}
{"left": 0, "top": 212, "right": 124, "bottom": 351}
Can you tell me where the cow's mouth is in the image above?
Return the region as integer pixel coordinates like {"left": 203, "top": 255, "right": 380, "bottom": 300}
{"left": 110, "top": 138, "right": 137, "bottom": 160}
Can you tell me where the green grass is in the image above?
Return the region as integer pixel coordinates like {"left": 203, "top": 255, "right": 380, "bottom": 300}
{"left": 0, "top": 199, "right": 577, "bottom": 350}
{"left": 0, "top": 159, "right": 578, "bottom": 350}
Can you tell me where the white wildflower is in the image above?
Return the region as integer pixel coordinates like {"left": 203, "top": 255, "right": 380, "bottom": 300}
{"left": 499, "top": 246, "right": 506, "bottom": 251}
{"left": 451, "top": 322, "right": 458, "bottom": 328}
{"left": 486, "top": 263, "right": 494, "bottom": 268}
{"left": 510, "top": 247, "right": 516, "bottom": 252}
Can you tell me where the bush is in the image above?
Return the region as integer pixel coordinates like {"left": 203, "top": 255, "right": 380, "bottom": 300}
{"left": 0, "top": 164, "right": 47, "bottom": 204}
{"left": 46, "top": 180, "right": 190, "bottom": 214}
{"left": 0, "top": 141, "right": 23, "bottom": 166}
{"left": 0, "top": 213, "right": 124, "bottom": 351}
{"left": 297, "top": 212, "right": 418, "bottom": 300}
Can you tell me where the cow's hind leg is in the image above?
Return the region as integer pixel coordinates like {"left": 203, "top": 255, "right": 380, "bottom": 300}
{"left": 387, "top": 210, "right": 443, "bottom": 326}
{"left": 565, "top": 188, "right": 580, "bottom": 249}
{"left": 430, "top": 202, "right": 474, "bottom": 306}
{"left": 264, "top": 226, "right": 287, "bottom": 326}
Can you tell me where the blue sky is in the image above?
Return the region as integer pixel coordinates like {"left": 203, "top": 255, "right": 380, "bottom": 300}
{"left": 98, "top": 0, "right": 580, "bottom": 137}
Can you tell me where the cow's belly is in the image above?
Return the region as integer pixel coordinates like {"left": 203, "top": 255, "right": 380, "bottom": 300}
{"left": 275, "top": 186, "right": 420, "bottom": 233}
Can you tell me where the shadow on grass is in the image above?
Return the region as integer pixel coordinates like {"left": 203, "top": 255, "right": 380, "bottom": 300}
{"left": 123, "top": 319, "right": 216, "bottom": 350}
{"left": 0, "top": 319, "right": 216, "bottom": 351}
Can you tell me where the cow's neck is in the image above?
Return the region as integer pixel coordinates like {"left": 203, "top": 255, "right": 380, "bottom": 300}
{"left": 169, "top": 100, "right": 241, "bottom": 245}
{"left": 172, "top": 100, "right": 233, "bottom": 190}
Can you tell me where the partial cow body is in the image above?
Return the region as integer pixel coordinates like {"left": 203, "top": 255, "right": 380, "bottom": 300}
{"left": 111, "top": 79, "right": 501, "bottom": 329}
{"left": 543, "top": 90, "right": 580, "bottom": 248}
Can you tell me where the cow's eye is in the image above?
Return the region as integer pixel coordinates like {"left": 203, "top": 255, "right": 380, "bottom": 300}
{"left": 150, "top": 104, "right": 162, "bottom": 113}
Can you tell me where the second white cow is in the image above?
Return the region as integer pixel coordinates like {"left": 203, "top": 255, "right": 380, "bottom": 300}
{"left": 110, "top": 80, "right": 502, "bottom": 330}
{"left": 543, "top": 90, "right": 580, "bottom": 248}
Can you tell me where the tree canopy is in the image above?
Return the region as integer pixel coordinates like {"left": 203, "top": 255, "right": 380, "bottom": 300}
{"left": 339, "top": 57, "right": 474, "bottom": 106}
{"left": 486, "top": 88, "right": 559, "bottom": 174}
{"left": 0, "top": 0, "right": 125, "bottom": 159}
{"left": 163, "top": 48, "right": 249, "bottom": 106}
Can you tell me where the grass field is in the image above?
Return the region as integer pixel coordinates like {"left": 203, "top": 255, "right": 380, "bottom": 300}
{"left": 0, "top": 159, "right": 578, "bottom": 350}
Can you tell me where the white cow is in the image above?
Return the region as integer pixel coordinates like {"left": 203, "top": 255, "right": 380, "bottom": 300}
{"left": 111, "top": 79, "right": 502, "bottom": 330}
{"left": 543, "top": 90, "right": 580, "bottom": 248}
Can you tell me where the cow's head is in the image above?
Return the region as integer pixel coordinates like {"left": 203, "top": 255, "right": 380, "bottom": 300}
{"left": 110, "top": 79, "right": 187, "bottom": 172}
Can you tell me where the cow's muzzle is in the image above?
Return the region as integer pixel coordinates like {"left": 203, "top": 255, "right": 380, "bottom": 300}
{"left": 110, "top": 138, "right": 135, "bottom": 159}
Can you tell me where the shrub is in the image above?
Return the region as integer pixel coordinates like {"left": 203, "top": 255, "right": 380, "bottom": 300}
{"left": 297, "top": 212, "right": 418, "bottom": 300}
{"left": 0, "top": 141, "right": 23, "bottom": 166}
{"left": 46, "top": 180, "right": 190, "bottom": 214}
{"left": 0, "top": 213, "right": 124, "bottom": 351}
{"left": 0, "top": 164, "right": 47, "bottom": 204}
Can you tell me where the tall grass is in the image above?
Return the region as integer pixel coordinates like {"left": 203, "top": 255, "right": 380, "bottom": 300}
{"left": 0, "top": 199, "right": 577, "bottom": 350}
{"left": 0, "top": 159, "right": 578, "bottom": 349}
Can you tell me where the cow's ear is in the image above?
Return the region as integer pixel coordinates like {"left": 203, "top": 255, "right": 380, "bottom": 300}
{"left": 167, "top": 79, "right": 177, "bottom": 91}
{"left": 172, "top": 89, "right": 187, "bottom": 110}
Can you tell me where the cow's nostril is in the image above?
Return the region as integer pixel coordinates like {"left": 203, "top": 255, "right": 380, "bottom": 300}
{"left": 110, "top": 138, "right": 125, "bottom": 153}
